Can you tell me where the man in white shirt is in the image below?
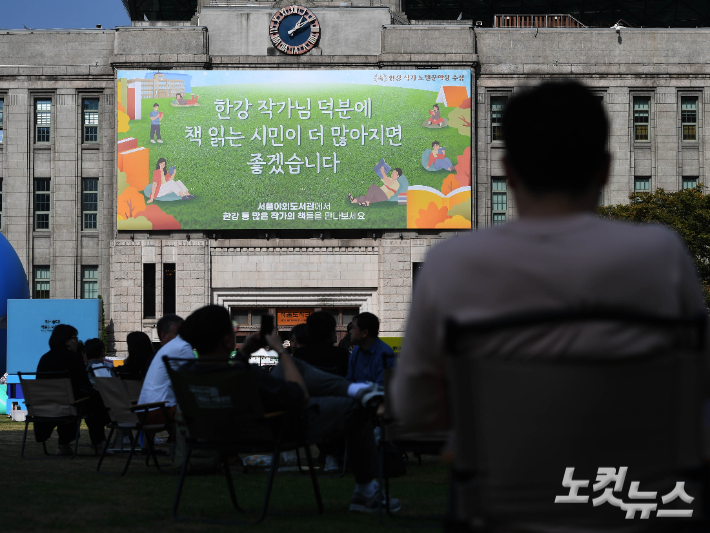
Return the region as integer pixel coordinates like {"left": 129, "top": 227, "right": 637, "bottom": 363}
{"left": 393, "top": 80, "right": 707, "bottom": 431}
{"left": 138, "top": 321, "right": 195, "bottom": 424}
{"left": 392, "top": 81, "right": 707, "bottom": 530}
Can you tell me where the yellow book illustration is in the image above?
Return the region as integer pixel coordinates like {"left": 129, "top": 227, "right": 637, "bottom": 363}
{"left": 406, "top": 185, "right": 471, "bottom": 229}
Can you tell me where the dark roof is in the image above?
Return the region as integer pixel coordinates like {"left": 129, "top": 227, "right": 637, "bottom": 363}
{"left": 406, "top": 1, "right": 710, "bottom": 28}
{"left": 122, "top": 0, "right": 198, "bottom": 21}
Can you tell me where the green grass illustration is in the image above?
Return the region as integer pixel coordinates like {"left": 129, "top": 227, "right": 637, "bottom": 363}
{"left": 119, "top": 83, "right": 470, "bottom": 229}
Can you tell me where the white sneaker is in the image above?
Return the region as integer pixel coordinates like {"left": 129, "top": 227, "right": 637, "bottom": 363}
{"left": 150, "top": 140, "right": 156, "bottom": 143}
{"left": 324, "top": 455, "right": 340, "bottom": 472}
{"left": 157, "top": 140, "right": 163, "bottom": 143}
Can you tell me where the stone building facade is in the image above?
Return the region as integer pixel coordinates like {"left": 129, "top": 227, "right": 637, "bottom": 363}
{"left": 0, "top": 4, "right": 707, "bottom": 354}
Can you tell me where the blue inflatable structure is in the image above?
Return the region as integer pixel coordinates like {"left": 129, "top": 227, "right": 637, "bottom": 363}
{"left": 0, "top": 232, "right": 30, "bottom": 374}
{"left": 0, "top": 233, "right": 30, "bottom": 415}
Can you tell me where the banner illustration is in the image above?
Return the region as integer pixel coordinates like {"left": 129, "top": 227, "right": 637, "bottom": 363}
{"left": 116, "top": 69, "right": 472, "bottom": 230}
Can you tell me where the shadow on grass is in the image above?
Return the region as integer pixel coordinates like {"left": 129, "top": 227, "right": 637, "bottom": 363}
{"left": 1, "top": 418, "right": 447, "bottom": 532}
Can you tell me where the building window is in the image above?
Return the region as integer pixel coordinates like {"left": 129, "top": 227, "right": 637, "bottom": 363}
{"left": 634, "top": 177, "right": 651, "bottom": 192}
{"left": 82, "top": 266, "right": 98, "bottom": 299}
{"left": 34, "top": 266, "right": 50, "bottom": 299}
{"left": 682, "top": 177, "right": 698, "bottom": 190}
{"left": 163, "top": 263, "right": 176, "bottom": 315}
{"left": 681, "top": 97, "right": 697, "bottom": 141}
{"left": 83, "top": 98, "right": 99, "bottom": 143}
{"left": 34, "top": 178, "right": 50, "bottom": 230}
{"left": 143, "top": 263, "right": 156, "bottom": 319}
{"left": 0, "top": 98, "right": 4, "bottom": 143}
{"left": 82, "top": 178, "right": 98, "bottom": 229}
{"left": 491, "top": 97, "right": 506, "bottom": 141}
{"left": 633, "top": 97, "right": 650, "bottom": 142}
{"left": 492, "top": 178, "right": 507, "bottom": 226}
{"left": 35, "top": 99, "right": 51, "bottom": 143}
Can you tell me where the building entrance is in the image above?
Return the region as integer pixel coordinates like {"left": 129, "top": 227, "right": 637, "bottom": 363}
{"left": 230, "top": 306, "right": 359, "bottom": 348}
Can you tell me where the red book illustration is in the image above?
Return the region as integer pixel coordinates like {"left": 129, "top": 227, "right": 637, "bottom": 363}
{"left": 117, "top": 138, "right": 138, "bottom": 171}
{"left": 120, "top": 147, "right": 149, "bottom": 190}
{"left": 127, "top": 87, "right": 135, "bottom": 120}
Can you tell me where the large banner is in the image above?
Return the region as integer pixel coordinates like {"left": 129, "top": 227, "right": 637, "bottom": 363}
{"left": 116, "top": 70, "right": 471, "bottom": 230}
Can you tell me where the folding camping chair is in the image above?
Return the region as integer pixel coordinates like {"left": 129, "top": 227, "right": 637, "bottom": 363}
{"left": 443, "top": 309, "right": 709, "bottom": 532}
{"left": 18, "top": 371, "right": 90, "bottom": 459}
{"left": 164, "top": 356, "right": 323, "bottom": 524}
{"left": 94, "top": 376, "right": 171, "bottom": 476}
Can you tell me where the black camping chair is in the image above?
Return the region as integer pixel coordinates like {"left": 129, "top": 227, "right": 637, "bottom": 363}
{"left": 444, "top": 309, "right": 709, "bottom": 532}
{"left": 164, "top": 356, "right": 323, "bottom": 524}
{"left": 18, "top": 371, "right": 90, "bottom": 459}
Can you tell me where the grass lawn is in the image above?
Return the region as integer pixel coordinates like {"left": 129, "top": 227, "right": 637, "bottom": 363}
{"left": 119, "top": 83, "right": 470, "bottom": 230}
{"left": 1, "top": 418, "right": 448, "bottom": 532}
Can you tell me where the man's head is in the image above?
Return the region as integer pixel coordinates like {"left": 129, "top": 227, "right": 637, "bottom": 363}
{"left": 502, "top": 81, "right": 609, "bottom": 204}
{"left": 351, "top": 312, "right": 379, "bottom": 346}
{"left": 85, "top": 338, "right": 105, "bottom": 361}
{"left": 392, "top": 168, "right": 403, "bottom": 180}
{"left": 432, "top": 141, "right": 440, "bottom": 150}
{"left": 157, "top": 314, "right": 183, "bottom": 345}
{"left": 49, "top": 324, "right": 79, "bottom": 351}
{"left": 289, "top": 323, "right": 310, "bottom": 350}
{"left": 179, "top": 305, "right": 234, "bottom": 358}
{"left": 306, "top": 311, "right": 337, "bottom": 345}
{"left": 153, "top": 103, "right": 159, "bottom": 110}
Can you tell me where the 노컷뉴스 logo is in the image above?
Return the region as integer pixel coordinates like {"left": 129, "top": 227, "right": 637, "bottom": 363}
{"left": 554, "top": 467, "right": 694, "bottom": 519}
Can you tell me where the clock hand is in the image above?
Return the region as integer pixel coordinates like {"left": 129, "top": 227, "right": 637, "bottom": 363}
{"left": 288, "top": 16, "right": 305, "bottom": 36}
{"left": 288, "top": 22, "right": 307, "bottom": 36}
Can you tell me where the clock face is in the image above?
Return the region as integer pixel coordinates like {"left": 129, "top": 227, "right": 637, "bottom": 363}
{"left": 269, "top": 5, "right": 320, "bottom": 55}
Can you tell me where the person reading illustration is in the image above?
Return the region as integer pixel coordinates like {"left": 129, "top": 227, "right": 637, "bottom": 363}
{"left": 426, "top": 141, "right": 455, "bottom": 171}
{"left": 428, "top": 104, "right": 444, "bottom": 126}
{"left": 348, "top": 158, "right": 401, "bottom": 207}
{"left": 147, "top": 158, "right": 194, "bottom": 203}
{"left": 173, "top": 93, "right": 199, "bottom": 106}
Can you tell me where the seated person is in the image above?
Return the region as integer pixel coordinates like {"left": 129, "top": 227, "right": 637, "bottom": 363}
{"left": 293, "top": 311, "right": 349, "bottom": 377}
{"left": 347, "top": 312, "right": 396, "bottom": 385}
{"left": 119, "top": 331, "right": 155, "bottom": 380}
{"left": 85, "top": 338, "right": 114, "bottom": 385}
{"left": 338, "top": 321, "right": 355, "bottom": 354}
{"left": 137, "top": 315, "right": 193, "bottom": 426}
{"left": 348, "top": 159, "right": 401, "bottom": 207}
{"left": 36, "top": 325, "right": 109, "bottom": 454}
{"left": 426, "top": 141, "right": 455, "bottom": 171}
{"left": 147, "top": 158, "right": 194, "bottom": 203}
{"left": 287, "top": 323, "right": 309, "bottom": 354}
{"left": 179, "top": 305, "right": 401, "bottom": 513}
{"left": 428, "top": 104, "right": 444, "bottom": 126}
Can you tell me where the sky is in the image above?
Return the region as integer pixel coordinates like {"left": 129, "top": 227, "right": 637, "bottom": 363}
{"left": 0, "top": 0, "right": 130, "bottom": 30}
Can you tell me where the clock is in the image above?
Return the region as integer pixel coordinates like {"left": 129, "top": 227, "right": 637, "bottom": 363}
{"left": 269, "top": 5, "right": 320, "bottom": 55}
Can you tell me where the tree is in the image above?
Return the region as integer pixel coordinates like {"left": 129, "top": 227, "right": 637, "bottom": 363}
{"left": 117, "top": 186, "right": 146, "bottom": 220}
{"left": 597, "top": 187, "right": 710, "bottom": 301}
